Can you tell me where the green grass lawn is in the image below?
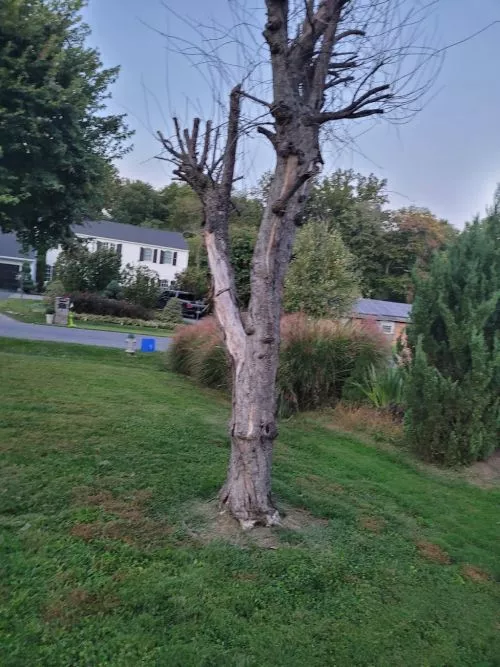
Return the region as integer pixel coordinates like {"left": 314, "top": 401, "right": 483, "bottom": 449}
{"left": 0, "top": 339, "right": 499, "bottom": 666}
{"left": 0, "top": 298, "right": 173, "bottom": 336}
{"left": 0, "top": 296, "right": 47, "bottom": 323}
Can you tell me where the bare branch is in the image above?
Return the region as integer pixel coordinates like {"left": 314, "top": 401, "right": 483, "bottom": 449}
{"left": 199, "top": 120, "right": 212, "bottom": 169}
{"left": 324, "top": 75, "right": 355, "bottom": 90}
{"left": 172, "top": 117, "right": 186, "bottom": 154}
{"left": 334, "top": 29, "right": 366, "bottom": 43}
{"left": 221, "top": 84, "right": 242, "bottom": 201}
{"left": 257, "top": 125, "right": 277, "bottom": 145}
{"left": 238, "top": 89, "right": 271, "bottom": 108}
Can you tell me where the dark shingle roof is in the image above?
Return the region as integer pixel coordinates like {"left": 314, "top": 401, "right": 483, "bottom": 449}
{"left": 0, "top": 232, "right": 36, "bottom": 260}
{"left": 354, "top": 298, "right": 411, "bottom": 322}
{"left": 72, "top": 220, "right": 188, "bottom": 250}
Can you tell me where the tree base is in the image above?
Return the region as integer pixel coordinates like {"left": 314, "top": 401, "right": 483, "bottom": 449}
{"left": 220, "top": 485, "right": 281, "bottom": 529}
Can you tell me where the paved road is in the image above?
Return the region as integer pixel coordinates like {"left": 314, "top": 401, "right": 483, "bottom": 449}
{"left": 0, "top": 314, "right": 171, "bottom": 351}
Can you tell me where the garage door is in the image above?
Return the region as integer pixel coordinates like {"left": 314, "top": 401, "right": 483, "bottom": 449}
{"left": 0, "top": 263, "right": 20, "bottom": 290}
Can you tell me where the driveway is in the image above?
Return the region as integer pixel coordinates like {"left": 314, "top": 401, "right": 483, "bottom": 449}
{"left": 0, "top": 314, "right": 171, "bottom": 351}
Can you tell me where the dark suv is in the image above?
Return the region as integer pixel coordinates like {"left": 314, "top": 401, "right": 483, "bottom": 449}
{"left": 158, "top": 290, "right": 208, "bottom": 320}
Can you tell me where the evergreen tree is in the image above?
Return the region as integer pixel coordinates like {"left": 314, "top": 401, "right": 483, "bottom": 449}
{"left": 404, "top": 213, "right": 500, "bottom": 464}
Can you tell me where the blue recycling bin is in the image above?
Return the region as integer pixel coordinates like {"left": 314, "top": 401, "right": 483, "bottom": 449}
{"left": 140, "top": 338, "right": 156, "bottom": 353}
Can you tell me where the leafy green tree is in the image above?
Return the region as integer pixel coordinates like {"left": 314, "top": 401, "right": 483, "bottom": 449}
{"left": 0, "top": 0, "right": 131, "bottom": 248}
{"left": 105, "top": 178, "right": 169, "bottom": 227}
{"left": 305, "top": 170, "right": 456, "bottom": 302}
{"left": 230, "top": 226, "right": 257, "bottom": 309}
{"left": 159, "top": 183, "right": 203, "bottom": 233}
{"left": 283, "top": 222, "right": 360, "bottom": 319}
{"left": 404, "top": 213, "right": 500, "bottom": 465}
{"left": 122, "top": 265, "right": 160, "bottom": 309}
{"left": 307, "top": 171, "right": 389, "bottom": 297}
{"left": 55, "top": 243, "right": 121, "bottom": 293}
{"left": 174, "top": 234, "right": 210, "bottom": 300}
{"left": 378, "top": 207, "right": 457, "bottom": 302}
{"left": 175, "top": 266, "right": 210, "bottom": 301}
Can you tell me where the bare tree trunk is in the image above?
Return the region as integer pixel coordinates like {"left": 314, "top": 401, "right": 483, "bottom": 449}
{"left": 221, "top": 344, "right": 279, "bottom": 527}
{"left": 158, "top": 0, "right": 428, "bottom": 527}
{"left": 219, "top": 156, "right": 311, "bottom": 526}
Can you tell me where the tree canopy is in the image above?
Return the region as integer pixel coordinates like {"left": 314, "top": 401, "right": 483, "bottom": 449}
{"left": 306, "top": 170, "right": 456, "bottom": 302}
{"left": 0, "top": 0, "right": 131, "bottom": 249}
{"left": 284, "top": 222, "right": 360, "bottom": 319}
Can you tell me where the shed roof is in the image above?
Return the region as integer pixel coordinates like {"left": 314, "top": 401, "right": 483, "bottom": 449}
{"left": 353, "top": 298, "right": 411, "bottom": 322}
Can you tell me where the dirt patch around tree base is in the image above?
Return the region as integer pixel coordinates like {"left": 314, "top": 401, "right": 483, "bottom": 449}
{"left": 466, "top": 450, "right": 500, "bottom": 488}
{"left": 184, "top": 499, "right": 329, "bottom": 549}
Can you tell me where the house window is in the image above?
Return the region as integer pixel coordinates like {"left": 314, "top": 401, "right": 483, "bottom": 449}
{"left": 160, "top": 279, "right": 169, "bottom": 288}
{"left": 160, "top": 250, "right": 178, "bottom": 265}
{"left": 96, "top": 241, "right": 118, "bottom": 251}
{"left": 140, "top": 247, "right": 153, "bottom": 262}
{"left": 380, "top": 321, "right": 395, "bottom": 335}
{"left": 45, "top": 265, "right": 53, "bottom": 281}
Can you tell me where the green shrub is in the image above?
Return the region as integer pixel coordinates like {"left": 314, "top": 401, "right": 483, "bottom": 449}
{"left": 73, "top": 313, "right": 172, "bottom": 329}
{"left": 43, "top": 279, "right": 65, "bottom": 304}
{"left": 351, "top": 364, "right": 404, "bottom": 409}
{"left": 20, "top": 261, "right": 34, "bottom": 294}
{"left": 55, "top": 243, "right": 121, "bottom": 292}
{"left": 168, "top": 314, "right": 389, "bottom": 415}
{"left": 122, "top": 265, "right": 160, "bottom": 308}
{"left": 70, "top": 292, "right": 152, "bottom": 320}
{"left": 158, "top": 298, "right": 183, "bottom": 326}
{"left": 404, "top": 214, "right": 500, "bottom": 465}
{"left": 103, "top": 280, "right": 124, "bottom": 300}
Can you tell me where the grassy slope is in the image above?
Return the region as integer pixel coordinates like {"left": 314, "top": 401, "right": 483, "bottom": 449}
{"left": 0, "top": 298, "right": 173, "bottom": 337}
{"left": 0, "top": 339, "right": 498, "bottom": 666}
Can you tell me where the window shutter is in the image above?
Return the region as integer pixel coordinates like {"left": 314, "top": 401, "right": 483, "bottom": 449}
{"left": 173, "top": 252, "right": 177, "bottom": 266}
{"left": 160, "top": 250, "right": 165, "bottom": 264}
{"left": 139, "top": 247, "right": 144, "bottom": 261}
{"left": 153, "top": 249, "right": 158, "bottom": 263}
{"left": 116, "top": 244, "right": 122, "bottom": 255}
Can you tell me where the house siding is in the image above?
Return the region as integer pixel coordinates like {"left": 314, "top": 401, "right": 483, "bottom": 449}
{"left": 46, "top": 234, "right": 188, "bottom": 285}
{"left": 352, "top": 316, "right": 407, "bottom": 344}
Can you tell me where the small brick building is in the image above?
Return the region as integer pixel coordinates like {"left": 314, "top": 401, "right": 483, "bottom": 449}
{"left": 352, "top": 298, "right": 411, "bottom": 344}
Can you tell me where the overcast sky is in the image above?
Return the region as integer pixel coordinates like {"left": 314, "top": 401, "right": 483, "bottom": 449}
{"left": 83, "top": 0, "right": 500, "bottom": 228}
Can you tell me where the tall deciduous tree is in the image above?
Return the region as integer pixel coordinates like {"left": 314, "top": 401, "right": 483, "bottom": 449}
{"left": 158, "top": 0, "right": 438, "bottom": 526}
{"left": 284, "top": 222, "right": 359, "bottom": 318}
{"left": 0, "top": 0, "right": 131, "bottom": 249}
{"left": 105, "top": 178, "right": 170, "bottom": 228}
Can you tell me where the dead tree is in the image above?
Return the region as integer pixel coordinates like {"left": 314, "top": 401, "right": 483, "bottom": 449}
{"left": 158, "top": 0, "right": 437, "bottom": 527}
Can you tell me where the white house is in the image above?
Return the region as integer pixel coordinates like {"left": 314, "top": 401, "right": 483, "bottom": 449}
{"left": 0, "top": 231, "right": 36, "bottom": 290}
{"left": 46, "top": 220, "right": 189, "bottom": 287}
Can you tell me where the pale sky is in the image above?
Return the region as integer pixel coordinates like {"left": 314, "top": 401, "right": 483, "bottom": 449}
{"left": 83, "top": 0, "right": 500, "bottom": 227}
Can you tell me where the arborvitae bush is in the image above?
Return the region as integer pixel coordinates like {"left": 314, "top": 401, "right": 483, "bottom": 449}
{"left": 404, "top": 214, "right": 499, "bottom": 465}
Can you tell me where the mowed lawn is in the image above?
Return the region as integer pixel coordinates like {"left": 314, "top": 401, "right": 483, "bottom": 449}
{"left": 0, "top": 340, "right": 499, "bottom": 666}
